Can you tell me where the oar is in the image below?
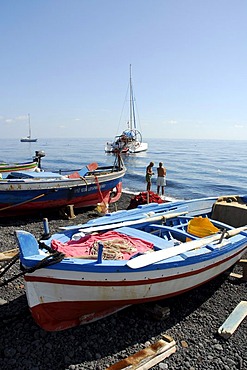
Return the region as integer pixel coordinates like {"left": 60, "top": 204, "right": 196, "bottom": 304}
{"left": 60, "top": 206, "right": 188, "bottom": 231}
{"left": 61, "top": 202, "right": 180, "bottom": 230}
{"left": 127, "top": 225, "right": 247, "bottom": 269}
{"left": 85, "top": 202, "right": 172, "bottom": 226}
{"left": 78, "top": 209, "right": 188, "bottom": 234}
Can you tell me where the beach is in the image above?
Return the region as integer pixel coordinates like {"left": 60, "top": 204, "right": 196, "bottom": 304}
{"left": 0, "top": 192, "right": 246, "bottom": 370}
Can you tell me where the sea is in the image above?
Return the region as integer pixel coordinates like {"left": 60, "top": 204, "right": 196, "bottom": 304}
{"left": 0, "top": 138, "right": 247, "bottom": 201}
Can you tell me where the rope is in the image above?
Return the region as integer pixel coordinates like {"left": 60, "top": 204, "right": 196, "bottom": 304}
{"left": 0, "top": 193, "right": 46, "bottom": 212}
{"left": 79, "top": 176, "right": 88, "bottom": 185}
{"left": 94, "top": 175, "right": 108, "bottom": 208}
{"left": 0, "top": 243, "right": 65, "bottom": 287}
{"left": 90, "top": 239, "right": 137, "bottom": 260}
{"left": 0, "top": 253, "right": 20, "bottom": 278}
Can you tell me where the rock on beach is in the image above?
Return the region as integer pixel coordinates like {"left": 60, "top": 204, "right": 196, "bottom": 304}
{"left": 0, "top": 192, "right": 246, "bottom": 370}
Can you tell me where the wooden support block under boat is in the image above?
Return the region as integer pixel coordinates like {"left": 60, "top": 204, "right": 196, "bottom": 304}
{"left": 139, "top": 303, "right": 170, "bottom": 321}
{"left": 218, "top": 301, "right": 247, "bottom": 339}
{"left": 238, "top": 259, "right": 247, "bottom": 281}
{"left": 59, "top": 204, "right": 76, "bottom": 220}
{"left": 230, "top": 259, "right": 247, "bottom": 281}
{"left": 106, "top": 334, "right": 176, "bottom": 370}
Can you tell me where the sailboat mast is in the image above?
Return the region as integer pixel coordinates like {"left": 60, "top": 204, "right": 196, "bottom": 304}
{"left": 28, "top": 114, "right": 31, "bottom": 138}
{"left": 129, "top": 64, "right": 137, "bottom": 131}
{"left": 129, "top": 64, "right": 133, "bottom": 131}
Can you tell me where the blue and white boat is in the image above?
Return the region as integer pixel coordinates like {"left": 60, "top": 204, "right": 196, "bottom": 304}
{"left": 0, "top": 157, "right": 125, "bottom": 217}
{"left": 16, "top": 194, "right": 247, "bottom": 331}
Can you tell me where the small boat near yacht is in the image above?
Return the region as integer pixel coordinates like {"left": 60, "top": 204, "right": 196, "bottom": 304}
{"left": 0, "top": 155, "right": 126, "bottom": 217}
{"left": 105, "top": 65, "right": 148, "bottom": 154}
{"left": 16, "top": 194, "right": 247, "bottom": 331}
{"left": 20, "top": 114, "right": 37, "bottom": 142}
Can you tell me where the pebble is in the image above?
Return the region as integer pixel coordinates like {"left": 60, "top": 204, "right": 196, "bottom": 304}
{"left": 159, "top": 363, "right": 168, "bottom": 369}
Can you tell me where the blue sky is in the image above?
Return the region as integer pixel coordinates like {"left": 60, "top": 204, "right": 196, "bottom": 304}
{"left": 0, "top": 0, "right": 246, "bottom": 140}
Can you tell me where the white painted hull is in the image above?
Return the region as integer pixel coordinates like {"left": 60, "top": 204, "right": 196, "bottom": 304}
{"left": 23, "top": 241, "right": 246, "bottom": 331}
{"left": 105, "top": 141, "right": 148, "bottom": 154}
{"left": 16, "top": 194, "right": 247, "bottom": 331}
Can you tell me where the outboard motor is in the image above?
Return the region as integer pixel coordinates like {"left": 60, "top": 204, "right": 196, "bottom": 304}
{"left": 33, "top": 150, "right": 45, "bottom": 169}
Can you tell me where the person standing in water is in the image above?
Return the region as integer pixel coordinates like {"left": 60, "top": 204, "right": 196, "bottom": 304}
{"left": 157, "top": 162, "right": 166, "bottom": 196}
{"left": 146, "top": 162, "right": 154, "bottom": 191}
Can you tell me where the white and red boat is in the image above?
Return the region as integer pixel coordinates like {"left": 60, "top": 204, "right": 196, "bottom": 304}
{"left": 16, "top": 195, "right": 247, "bottom": 331}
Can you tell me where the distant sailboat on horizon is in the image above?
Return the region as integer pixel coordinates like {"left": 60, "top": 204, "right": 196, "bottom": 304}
{"left": 20, "top": 114, "right": 37, "bottom": 143}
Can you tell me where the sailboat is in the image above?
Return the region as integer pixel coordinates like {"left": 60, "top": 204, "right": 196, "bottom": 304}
{"left": 20, "top": 114, "right": 38, "bottom": 143}
{"left": 105, "top": 65, "right": 148, "bottom": 154}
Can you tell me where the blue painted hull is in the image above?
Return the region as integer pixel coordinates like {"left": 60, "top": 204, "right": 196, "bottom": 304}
{"left": 0, "top": 167, "right": 125, "bottom": 216}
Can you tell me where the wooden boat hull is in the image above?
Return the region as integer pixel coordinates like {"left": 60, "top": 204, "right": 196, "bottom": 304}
{"left": 0, "top": 161, "right": 38, "bottom": 173}
{"left": 0, "top": 168, "right": 125, "bottom": 216}
{"left": 23, "top": 241, "right": 246, "bottom": 331}
{"left": 16, "top": 195, "right": 247, "bottom": 331}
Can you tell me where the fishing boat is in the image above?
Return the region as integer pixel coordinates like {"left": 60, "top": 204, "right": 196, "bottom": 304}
{"left": 15, "top": 194, "right": 247, "bottom": 331}
{"left": 20, "top": 114, "right": 37, "bottom": 142}
{"left": 0, "top": 160, "right": 38, "bottom": 175}
{"left": 0, "top": 155, "right": 125, "bottom": 217}
{"left": 105, "top": 65, "right": 148, "bottom": 154}
{"left": 0, "top": 151, "right": 45, "bottom": 178}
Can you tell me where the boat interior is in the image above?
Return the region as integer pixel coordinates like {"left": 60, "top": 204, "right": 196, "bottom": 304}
{"left": 16, "top": 195, "right": 247, "bottom": 264}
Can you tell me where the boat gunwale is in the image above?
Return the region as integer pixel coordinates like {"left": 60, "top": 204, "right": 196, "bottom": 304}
{"left": 17, "top": 226, "right": 247, "bottom": 273}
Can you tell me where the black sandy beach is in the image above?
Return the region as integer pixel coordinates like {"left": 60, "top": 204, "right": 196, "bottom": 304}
{"left": 0, "top": 193, "right": 246, "bottom": 370}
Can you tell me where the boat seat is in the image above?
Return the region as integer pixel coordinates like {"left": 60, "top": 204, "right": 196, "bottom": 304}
{"left": 116, "top": 226, "right": 173, "bottom": 250}
{"left": 148, "top": 224, "right": 198, "bottom": 242}
{"left": 180, "top": 247, "right": 212, "bottom": 259}
{"left": 167, "top": 215, "right": 235, "bottom": 237}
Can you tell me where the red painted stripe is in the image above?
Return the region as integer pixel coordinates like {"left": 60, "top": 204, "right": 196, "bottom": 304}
{"left": 25, "top": 245, "right": 246, "bottom": 286}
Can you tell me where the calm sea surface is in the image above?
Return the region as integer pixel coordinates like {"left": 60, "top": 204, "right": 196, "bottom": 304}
{"left": 0, "top": 138, "right": 246, "bottom": 200}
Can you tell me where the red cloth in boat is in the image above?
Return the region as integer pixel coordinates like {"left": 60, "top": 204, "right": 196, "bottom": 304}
{"left": 51, "top": 231, "right": 154, "bottom": 258}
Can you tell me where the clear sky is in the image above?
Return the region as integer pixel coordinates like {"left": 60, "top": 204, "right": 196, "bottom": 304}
{"left": 0, "top": 0, "right": 246, "bottom": 140}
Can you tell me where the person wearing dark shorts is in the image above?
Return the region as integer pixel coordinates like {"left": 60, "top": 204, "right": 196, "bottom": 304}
{"left": 146, "top": 162, "right": 154, "bottom": 191}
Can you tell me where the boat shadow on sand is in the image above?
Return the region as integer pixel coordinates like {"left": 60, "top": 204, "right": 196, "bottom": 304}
{"left": 0, "top": 268, "right": 241, "bottom": 367}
